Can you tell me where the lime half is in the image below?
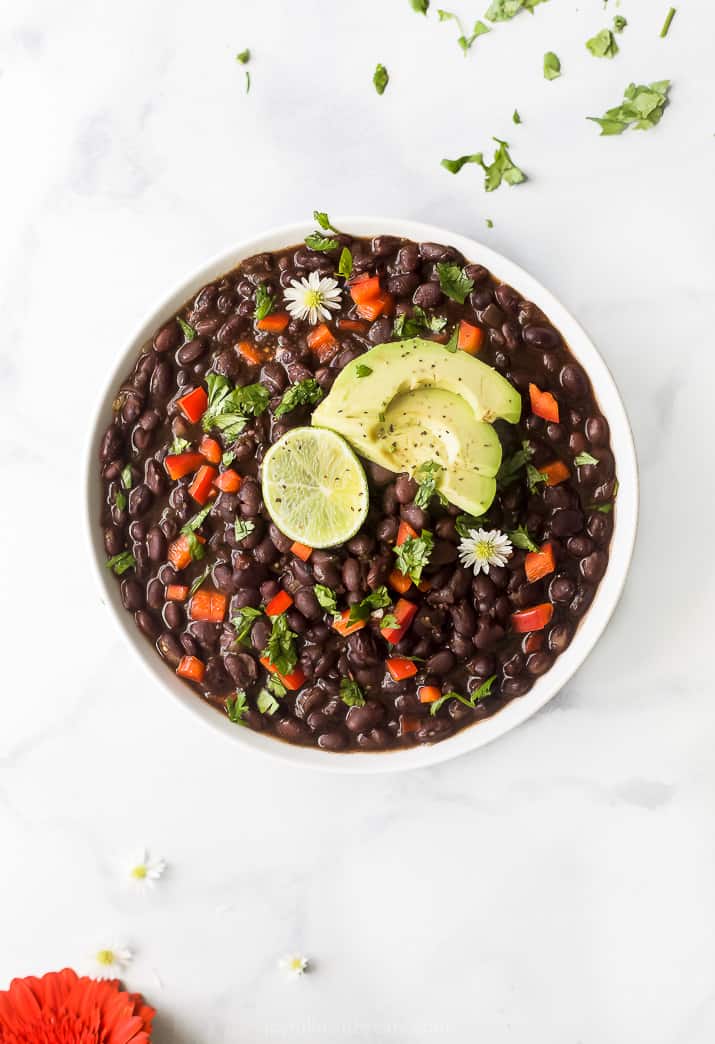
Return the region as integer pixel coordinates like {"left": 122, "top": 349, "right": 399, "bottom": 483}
{"left": 261, "top": 427, "right": 369, "bottom": 548}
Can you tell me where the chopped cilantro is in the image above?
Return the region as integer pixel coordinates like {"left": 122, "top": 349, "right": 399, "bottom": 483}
{"left": 588, "top": 80, "right": 671, "bottom": 135}
{"left": 436, "top": 263, "right": 474, "bottom": 304}
{"left": 373, "top": 63, "right": 389, "bottom": 94}
{"left": 486, "top": 218, "right": 494, "bottom": 229}
{"left": 512, "top": 109, "right": 522, "bottom": 124}
{"left": 305, "top": 231, "right": 339, "bottom": 252}
{"left": 263, "top": 613, "right": 298, "bottom": 675}
{"left": 176, "top": 316, "right": 196, "bottom": 341}
{"left": 234, "top": 518, "right": 255, "bottom": 542}
{"left": 202, "top": 375, "right": 269, "bottom": 439}
{"left": 442, "top": 138, "right": 526, "bottom": 192}
{"left": 455, "top": 513, "right": 487, "bottom": 538}
{"left": 394, "top": 530, "right": 434, "bottom": 584}
{"left": 267, "top": 673, "right": 287, "bottom": 698}
{"left": 120, "top": 464, "right": 133, "bottom": 490}
{"left": 115, "top": 489, "right": 127, "bottom": 511}
{"left": 189, "top": 565, "right": 211, "bottom": 597}
{"left": 355, "top": 364, "right": 373, "bottom": 378}
{"left": 347, "top": 586, "right": 392, "bottom": 626}
{"left": 485, "top": 0, "right": 548, "bottom": 21}
{"left": 543, "top": 51, "right": 561, "bottom": 80}
{"left": 182, "top": 501, "right": 215, "bottom": 534}
{"left": 274, "top": 378, "right": 324, "bottom": 418}
{"left": 106, "top": 550, "right": 135, "bottom": 575}
{"left": 430, "top": 674, "right": 496, "bottom": 715}
{"left": 613, "top": 15, "right": 627, "bottom": 32}
{"left": 314, "top": 585, "right": 339, "bottom": 615}
{"left": 380, "top": 613, "right": 399, "bottom": 631}
{"left": 254, "top": 283, "right": 275, "bottom": 321}
{"left": 340, "top": 678, "right": 366, "bottom": 708}
{"left": 507, "top": 525, "right": 539, "bottom": 552}
{"left": 338, "top": 247, "right": 353, "bottom": 279}
{"left": 660, "top": 7, "right": 676, "bottom": 37}
{"left": 574, "top": 451, "right": 599, "bottom": 466}
{"left": 221, "top": 450, "right": 235, "bottom": 467}
{"left": 226, "top": 689, "right": 249, "bottom": 724}
{"left": 394, "top": 307, "right": 448, "bottom": 338}
{"left": 526, "top": 463, "right": 547, "bottom": 494}
{"left": 438, "top": 10, "right": 490, "bottom": 54}
{"left": 169, "top": 435, "right": 191, "bottom": 455}
{"left": 410, "top": 0, "right": 429, "bottom": 12}
{"left": 497, "top": 441, "right": 533, "bottom": 488}
{"left": 257, "top": 688, "right": 280, "bottom": 715}
{"left": 586, "top": 28, "right": 619, "bottom": 58}
{"left": 232, "top": 606, "right": 263, "bottom": 646}
{"left": 444, "top": 326, "right": 459, "bottom": 353}
{"left": 235, "top": 49, "right": 250, "bottom": 64}
{"left": 414, "top": 460, "right": 447, "bottom": 509}
{"left": 313, "top": 210, "right": 338, "bottom": 233}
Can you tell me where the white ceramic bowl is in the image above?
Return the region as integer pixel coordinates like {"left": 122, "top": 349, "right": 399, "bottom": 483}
{"left": 85, "top": 217, "right": 638, "bottom": 773}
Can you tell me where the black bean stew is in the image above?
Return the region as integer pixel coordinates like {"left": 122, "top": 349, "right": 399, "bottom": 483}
{"left": 98, "top": 233, "right": 616, "bottom": 752}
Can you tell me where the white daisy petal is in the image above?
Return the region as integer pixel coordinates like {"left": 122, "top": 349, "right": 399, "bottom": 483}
{"left": 279, "top": 953, "right": 309, "bottom": 978}
{"left": 458, "top": 528, "right": 513, "bottom": 575}
{"left": 283, "top": 272, "right": 342, "bottom": 326}
{"left": 126, "top": 848, "right": 167, "bottom": 889}
{"left": 93, "top": 944, "right": 133, "bottom": 977}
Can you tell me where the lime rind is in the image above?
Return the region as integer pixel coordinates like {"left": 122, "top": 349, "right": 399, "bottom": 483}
{"left": 261, "top": 427, "right": 369, "bottom": 548}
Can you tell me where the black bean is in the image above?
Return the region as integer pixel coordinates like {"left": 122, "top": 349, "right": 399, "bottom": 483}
{"left": 549, "top": 574, "right": 576, "bottom": 604}
{"left": 560, "top": 364, "right": 588, "bottom": 400}
{"left": 347, "top": 532, "right": 375, "bottom": 557}
{"left": 366, "top": 461, "right": 394, "bottom": 487}
{"left": 413, "top": 282, "right": 443, "bottom": 309}
{"left": 128, "top": 483, "right": 152, "bottom": 519}
{"left": 368, "top": 317, "right": 393, "bottom": 344}
{"left": 450, "top": 602, "right": 476, "bottom": 637}
{"left": 376, "top": 517, "right": 398, "bottom": 543}
{"left": 419, "top": 241, "right": 451, "bottom": 261}
{"left": 177, "top": 338, "right": 208, "bottom": 365}
{"left": 180, "top": 633, "right": 200, "bottom": 658}
{"left": 99, "top": 424, "right": 123, "bottom": 463}
{"left": 131, "top": 425, "right": 153, "bottom": 453}
{"left": 260, "top": 580, "right": 281, "bottom": 602}
{"left": 121, "top": 578, "right": 144, "bottom": 612}
{"left": 275, "top": 718, "right": 311, "bottom": 744}
{"left": 502, "top": 676, "right": 532, "bottom": 698}
{"left": 157, "top": 631, "right": 183, "bottom": 667}
{"left": 293, "top": 587, "right": 321, "bottom": 620}
{"left": 481, "top": 303, "right": 505, "bottom": 329}
{"left": 164, "top": 601, "right": 184, "bottom": 630}
{"left": 502, "top": 321, "right": 521, "bottom": 352}
{"left": 150, "top": 360, "right": 172, "bottom": 400}
{"left": 145, "top": 525, "right": 166, "bottom": 563}
{"left": 250, "top": 618, "right": 272, "bottom": 652}
{"left": 224, "top": 652, "right": 258, "bottom": 688}
{"left": 566, "top": 535, "right": 593, "bottom": 558}
{"left": 470, "top": 287, "right": 494, "bottom": 311}
{"left": 386, "top": 273, "right": 420, "bottom": 298}
{"left": 121, "top": 392, "right": 143, "bottom": 425}
{"left": 586, "top": 415, "right": 609, "bottom": 446}
{"left": 146, "top": 578, "right": 164, "bottom": 610}
{"left": 342, "top": 557, "right": 362, "bottom": 592}
{"left": 587, "top": 512, "right": 612, "bottom": 546}
{"left": 400, "top": 503, "right": 429, "bottom": 531}
{"left": 550, "top": 509, "right": 583, "bottom": 538}
{"left": 570, "top": 583, "right": 595, "bottom": 617}
{"left": 154, "top": 321, "right": 181, "bottom": 353}
{"left": 232, "top": 587, "right": 260, "bottom": 610}
{"left": 548, "top": 623, "right": 572, "bottom": 654}
{"left": 135, "top": 609, "right": 159, "bottom": 639}
{"left": 580, "top": 551, "right": 607, "bottom": 583}
{"left": 526, "top": 652, "right": 552, "bottom": 676}
{"left": 261, "top": 361, "right": 288, "bottom": 394}
{"left": 239, "top": 480, "right": 261, "bottom": 516}
{"left": 104, "top": 526, "right": 124, "bottom": 556}
{"left": 469, "top": 652, "right": 496, "bottom": 678}
{"left": 523, "top": 325, "right": 560, "bottom": 350}
{"left": 395, "top": 243, "right": 419, "bottom": 272}
{"left": 494, "top": 283, "right": 521, "bottom": 314}
{"left": 426, "top": 650, "right": 455, "bottom": 676}
{"left": 502, "top": 651, "right": 524, "bottom": 677}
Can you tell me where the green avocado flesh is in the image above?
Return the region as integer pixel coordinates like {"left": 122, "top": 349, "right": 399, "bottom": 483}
{"left": 311, "top": 337, "right": 521, "bottom": 515}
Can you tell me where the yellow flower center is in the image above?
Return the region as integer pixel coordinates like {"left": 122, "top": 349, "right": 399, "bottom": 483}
{"left": 96, "top": 949, "right": 115, "bottom": 966}
{"left": 475, "top": 540, "right": 495, "bottom": 559}
{"left": 131, "top": 864, "right": 148, "bottom": 879}
{"left": 304, "top": 289, "right": 323, "bottom": 308}
{"left": 289, "top": 958, "right": 304, "bottom": 971}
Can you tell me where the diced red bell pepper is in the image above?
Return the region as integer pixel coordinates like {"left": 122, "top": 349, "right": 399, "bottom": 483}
{"left": 177, "top": 655, "right": 205, "bottom": 683}
{"left": 524, "top": 542, "right": 556, "bottom": 583}
{"left": 238, "top": 341, "right": 264, "bottom": 365}
{"left": 189, "top": 588, "right": 228, "bottom": 622}
{"left": 396, "top": 520, "right": 418, "bottom": 546}
{"left": 265, "top": 590, "right": 293, "bottom": 617}
{"left": 418, "top": 685, "right": 442, "bottom": 704}
{"left": 511, "top": 603, "right": 554, "bottom": 633}
{"left": 164, "top": 452, "right": 204, "bottom": 481}
{"left": 177, "top": 386, "right": 208, "bottom": 424}
{"left": 386, "top": 657, "right": 418, "bottom": 682}
{"left": 167, "top": 533, "right": 205, "bottom": 571}
{"left": 457, "top": 320, "right": 483, "bottom": 354}
{"left": 165, "top": 584, "right": 189, "bottom": 602}
{"left": 529, "top": 383, "right": 560, "bottom": 423}
{"left": 259, "top": 656, "right": 305, "bottom": 691}
{"left": 332, "top": 609, "right": 366, "bottom": 637}
{"left": 539, "top": 460, "right": 570, "bottom": 486}
{"left": 256, "top": 312, "right": 290, "bottom": 333}
{"left": 356, "top": 292, "right": 393, "bottom": 321}
{"left": 337, "top": 318, "right": 369, "bottom": 333}
{"left": 188, "top": 464, "right": 218, "bottom": 504}
{"left": 380, "top": 598, "right": 417, "bottom": 644}
{"left": 388, "top": 568, "right": 412, "bottom": 594}
{"left": 214, "top": 469, "right": 242, "bottom": 493}
{"left": 199, "top": 435, "right": 222, "bottom": 464}
{"left": 349, "top": 274, "right": 381, "bottom": 305}
{"left": 306, "top": 323, "right": 337, "bottom": 361}
{"left": 290, "top": 541, "right": 313, "bottom": 561}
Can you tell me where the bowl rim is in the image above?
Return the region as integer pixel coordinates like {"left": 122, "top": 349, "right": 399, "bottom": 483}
{"left": 84, "top": 216, "right": 639, "bottom": 774}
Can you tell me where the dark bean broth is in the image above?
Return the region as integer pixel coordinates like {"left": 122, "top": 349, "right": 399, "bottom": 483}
{"left": 98, "top": 234, "right": 616, "bottom": 752}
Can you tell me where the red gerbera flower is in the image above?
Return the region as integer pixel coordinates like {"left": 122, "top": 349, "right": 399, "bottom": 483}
{"left": 0, "top": 968, "right": 154, "bottom": 1043}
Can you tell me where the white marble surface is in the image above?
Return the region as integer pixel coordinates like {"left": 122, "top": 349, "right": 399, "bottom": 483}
{"left": 1, "top": 0, "right": 714, "bottom": 1040}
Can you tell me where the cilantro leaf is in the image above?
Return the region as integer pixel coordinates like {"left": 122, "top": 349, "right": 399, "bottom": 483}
{"left": 589, "top": 502, "right": 613, "bottom": 514}
{"left": 169, "top": 435, "right": 191, "bottom": 455}
{"left": 436, "top": 263, "right": 474, "bottom": 304}
{"left": 234, "top": 518, "right": 255, "bottom": 542}
{"left": 394, "top": 306, "right": 448, "bottom": 338}
{"left": 507, "top": 525, "right": 539, "bottom": 552}
{"left": 222, "top": 450, "right": 235, "bottom": 467}
{"left": 202, "top": 375, "right": 269, "bottom": 439}
{"left": 314, "top": 585, "right": 339, "bottom": 615}
{"left": 338, "top": 247, "right": 353, "bottom": 279}
{"left": 586, "top": 28, "right": 619, "bottom": 58}
{"left": 263, "top": 612, "right": 298, "bottom": 675}
{"left": 574, "top": 451, "right": 599, "bottom": 466}
{"left": 660, "top": 7, "right": 676, "bottom": 37}
{"left": 257, "top": 688, "right": 280, "bottom": 715}
{"left": 394, "top": 530, "right": 434, "bottom": 584}
{"left": 442, "top": 138, "right": 526, "bottom": 192}
{"left": 380, "top": 613, "right": 399, "bottom": 631}
{"left": 485, "top": 0, "right": 547, "bottom": 22}
{"left": 373, "top": 63, "right": 389, "bottom": 95}
{"left": 588, "top": 81, "right": 671, "bottom": 135}
{"left": 232, "top": 606, "right": 263, "bottom": 646}
{"left": 313, "top": 210, "right": 338, "bottom": 232}
{"left": 305, "top": 231, "right": 339, "bottom": 252}
{"left": 244, "top": 70, "right": 250, "bottom": 94}
{"left": 182, "top": 501, "right": 215, "bottom": 534}
{"left": 114, "top": 489, "right": 126, "bottom": 511}
{"left": 235, "top": 49, "right": 250, "bottom": 64}
{"left": 430, "top": 674, "right": 497, "bottom": 715}
{"left": 455, "top": 513, "right": 487, "bottom": 538}
{"left": 410, "top": 0, "right": 429, "bottom": 12}
{"left": 513, "top": 109, "right": 522, "bottom": 124}
{"left": 347, "top": 586, "right": 392, "bottom": 626}
{"left": 497, "top": 441, "right": 533, "bottom": 488}
{"left": 441, "top": 153, "right": 483, "bottom": 175}
{"left": 486, "top": 218, "right": 494, "bottom": 229}
{"left": 176, "top": 316, "right": 196, "bottom": 341}
{"left": 274, "top": 378, "right": 323, "bottom": 418}
{"left": 613, "top": 15, "right": 627, "bottom": 32}
{"left": 267, "top": 674, "right": 287, "bottom": 698}
{"left": 355, "top": 364, "right": 373, "bottom": 378}
{"left": 189, "top": 565, "right": 211, "bottom": 597}
{"left": 226, "top": 689, "right": 249, "bottom": 724}
{"left": 106, "top": 550, "right": 135, "bottom": 575}
{"left": 120, "top": 464, "right": 133, "bottom": 490}
{"left": 340, "top": 678, "right": 366, "bottom": 708}
{"left": 413, "top": 460, "right": 447, "bottom": 509}
{"left": 444, "top": 326, "right": 459, "bottom": 353}
{"left": 526, "top": 463, "right": 547, "bottom": 494}
{"left": 254, "top": 283, "right": 275, "bottom": 321}
{"left": 438, "top": 10, "right": 490, "bottom": 53}
{"left": 543, "top": 51, "right": 561, "bottom": 80}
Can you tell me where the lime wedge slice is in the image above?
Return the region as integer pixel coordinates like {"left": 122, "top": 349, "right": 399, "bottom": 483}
{"left": 261, "top": 427, "right": 369, "bottom": 548}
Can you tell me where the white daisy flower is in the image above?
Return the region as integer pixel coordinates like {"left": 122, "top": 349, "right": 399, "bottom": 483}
{"left": 93, "top": 944, "right": 133, "bottom": 977}
{"left": 126, "top": 848, "right": 167, "bottom": 889}
{"left": 284, "top": 271, "right": 342, "bottom": 325}
{"left": 278, "top": 953, "right": 309, "bottom": 978}
{"left": 458, "top": 528, "right": 513, "bottom": 574}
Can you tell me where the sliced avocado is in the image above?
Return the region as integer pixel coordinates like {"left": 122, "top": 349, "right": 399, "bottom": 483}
{"left": 383, "top": 388, "right": 500, "bottom": 515}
